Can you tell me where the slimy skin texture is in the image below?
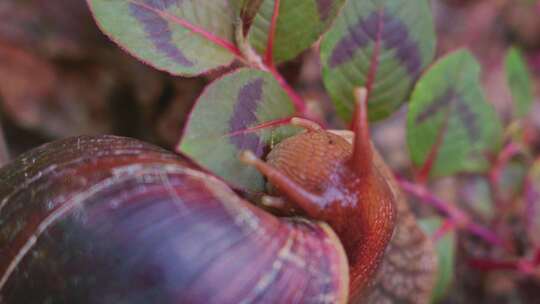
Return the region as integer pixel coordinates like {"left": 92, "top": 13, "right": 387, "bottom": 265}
{"left": 245, "top": 89, "right": 397, "bottom": 302}
{"left": 333, "top": 130, "right": 439, "bottom": 304}
{"left": 266, "top": 130, "right": 396, "bottom": 302}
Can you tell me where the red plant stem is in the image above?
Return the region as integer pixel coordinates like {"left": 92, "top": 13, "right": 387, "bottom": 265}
{"left": 267, "top": 66, "right": 307, "bottom": 115}
{"left": 265, "top": 0, "right": 281, "bottom": 66}
{"left": 471, "top": 246, "right": 540, "bottom": 275}
{"left": 225, "top": 117, "right": 295, "bottom": 137}
{"left": 365, "top": 10, "right": 383, "bottom": 96}
{"left": 470, "top": 256, "right": 539, "bottom": 276}
{"left": 469, "top": 258, "right": 519, "bottom": 272}
{"left": 466, "top": 222, "right": 506, "bottom": 248}
{"left": 234, "top": 18, "right": 308, "bottom": 118}
{"left": 398, "top": 178, "right": 506, "bottom": 248}
{"left": 432, "top": 219, "right": 455, "bottom": 241}
{"left": 416, "top": 111, "right": 451, "bottom": 184}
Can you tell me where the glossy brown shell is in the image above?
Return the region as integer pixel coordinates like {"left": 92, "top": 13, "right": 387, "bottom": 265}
{"left": 0, "top": 135, "right": 349, "bottom": 304}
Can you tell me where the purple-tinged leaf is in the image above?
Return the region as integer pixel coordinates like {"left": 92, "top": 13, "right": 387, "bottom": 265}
{"left": 247, "top": 0, "right": 346, "bottom": 64}
{"left": 321, "top": 0, "right": 436, "bottom": 121}
{"left": 178, "top": 68, "right": 299, "bottom": 191}
{"left": 87, "top": 0, "right": 242, "bottom": 76}
{"left": 407, "top": 50, "right": 502, "bottom": 178}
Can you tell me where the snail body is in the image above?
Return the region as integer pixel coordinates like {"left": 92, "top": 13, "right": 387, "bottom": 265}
{"left": 0, "top": 90, "right": 397, "bottom": 303}
{"left": 246, "top": 90, "right": 396, "bottom": 301}
{"left": 267, "top": 130, "right": 396, "bottom": 300}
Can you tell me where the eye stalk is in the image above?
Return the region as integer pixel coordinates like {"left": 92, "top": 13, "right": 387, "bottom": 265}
{"left": 239, "top": 149, "right": 326, "bottom": 217}
{"left": 239, "top": 86, "right": 376, "bottom": 218}
{"left": 240, "top": 87, "right": 396, "bottom": 299}
{"left": 351, "top": 87, "right": 373, "bottom": 175}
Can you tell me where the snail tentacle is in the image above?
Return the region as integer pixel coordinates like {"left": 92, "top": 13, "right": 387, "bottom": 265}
{"left": 240, "top": 150, "right": 325, "bottom": 217}
{"left": 350, "top": 87, "right": 373, "bottom": 175}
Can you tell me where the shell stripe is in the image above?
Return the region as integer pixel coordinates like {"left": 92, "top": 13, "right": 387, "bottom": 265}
{"left": 0, "top": 164, "right": 230, "bottom": 293}
{"left": 415, "top": 88, "right": 480, "bottom": 142}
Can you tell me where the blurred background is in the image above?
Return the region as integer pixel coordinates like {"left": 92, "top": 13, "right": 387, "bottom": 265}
{"left": 1, "top": 0, "right": 540, "bottom": 302}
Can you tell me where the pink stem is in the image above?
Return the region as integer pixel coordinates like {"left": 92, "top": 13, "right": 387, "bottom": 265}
{"left": 470, "top": 257, "right": 538, "bottom": 276}
{"left": 265, "top": 0, "right": 281, "bottom": 66}
{"left": 432, "top": 219, "right": 456, "bottom": 241}
{"left": 466, "top": 222, "right": 506, "bottom": 248}
{"left": 469, "top": 258, "right": 519, "bottom": 272}
{"left": 225, "top": 117, "right": 295, "bottom": 137}
{"left": 398, "top": 178, "right": 506, "bottom": 248}
{"left": 416, "top": 111, "right": 451, "bottom": 184}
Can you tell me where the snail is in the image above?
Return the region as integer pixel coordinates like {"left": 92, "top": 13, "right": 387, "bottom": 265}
{"left": 0, "top": 88, "right": 424, "bottom": 303}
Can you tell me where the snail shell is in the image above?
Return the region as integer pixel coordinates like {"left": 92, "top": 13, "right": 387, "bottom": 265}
{"left": 0, "top": 135, "right": 349, "bottom": 304}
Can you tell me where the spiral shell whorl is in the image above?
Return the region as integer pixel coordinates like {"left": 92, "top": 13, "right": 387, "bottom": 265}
{"left": 0, "top": 135, "right": 348, "bottom": 304}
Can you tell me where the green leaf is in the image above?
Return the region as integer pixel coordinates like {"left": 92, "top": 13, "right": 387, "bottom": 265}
{"left": 87, "top": 0, "right": 241, "bottom": 76}
{"left": 178, "top": 68, "right": 299, "bottom": 191}
{"left": 505, "top": 47, "right": 534, "bottom": 118}
{"left": 419, "top": 217, "right": 456, "bottom": 304}
{"left": 407, "top": 50, "right": 502, "bottom": 178}
{"left": 248, "top": 0, "right": 346, "bottom": 63}
{"left": 320, "top": 0, "right": 436, "bottom": 121}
